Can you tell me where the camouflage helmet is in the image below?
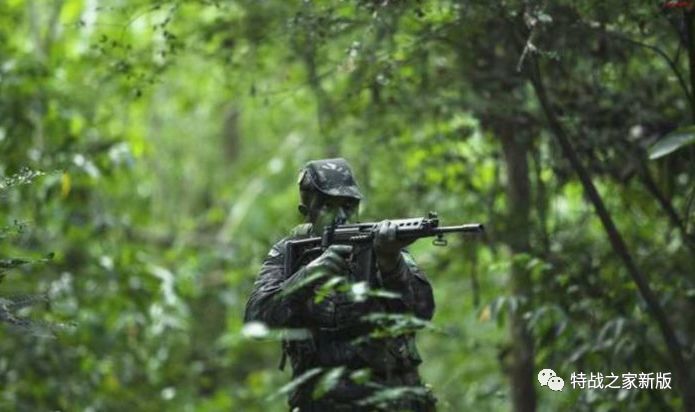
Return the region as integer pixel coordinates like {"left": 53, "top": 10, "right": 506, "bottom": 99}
{"left": 297, "top": 158, "right": 363, "bottom": 200}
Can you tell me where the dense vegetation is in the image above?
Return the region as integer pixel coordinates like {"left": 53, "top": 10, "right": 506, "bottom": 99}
{"left": 1, "top": 1, "right": 693, "bottom": 411}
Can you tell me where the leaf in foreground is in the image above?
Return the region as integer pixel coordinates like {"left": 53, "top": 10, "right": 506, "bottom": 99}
{"left": 648, "top": 126, "right": 695, "bottom": 159}
{"left": 267, "top": 367, "right": 323, "bottom": 400}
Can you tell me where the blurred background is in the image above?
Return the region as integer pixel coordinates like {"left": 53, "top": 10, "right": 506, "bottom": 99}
{"left": 0, "top": 0, "right": 693, "bottom": 411}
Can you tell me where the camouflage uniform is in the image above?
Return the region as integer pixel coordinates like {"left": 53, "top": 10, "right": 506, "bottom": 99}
{"left": 244, "top": 159, "right": 437, "bottom": 411}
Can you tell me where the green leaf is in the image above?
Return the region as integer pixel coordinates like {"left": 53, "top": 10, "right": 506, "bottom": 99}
{"left": 313, "top": 276, "right": 346, "bottom": 304}
{"left": 267, "top": 367, "right": 323, "bottom": 400}
{"left": 358, "top": 385, "right": 431, "bottom": 407}
{"left": 349, "top": 368, "right": 372, "bottom": 385}
{"left": 312, "top": 366, "right": 345, "bottom": 400}
{"left": 0, "top": 258, "right": 29, "bottom": 270}
{"left": 648, "top": 126, "right": 695, "bottom": 159}
{"left": 276, "top": 269, "right": 328, "bottom": 299}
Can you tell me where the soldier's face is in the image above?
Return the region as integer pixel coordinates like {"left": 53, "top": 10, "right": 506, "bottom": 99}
{"left": 309, "top": 195, "right": 359, "bottom": 233}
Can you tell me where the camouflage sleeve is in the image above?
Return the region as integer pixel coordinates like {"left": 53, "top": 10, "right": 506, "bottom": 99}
{"left": 380, "top": 251, "right": 435, "bottom": 321}
{"left": 243, "top": 239, "right": 303, "bottom": 327}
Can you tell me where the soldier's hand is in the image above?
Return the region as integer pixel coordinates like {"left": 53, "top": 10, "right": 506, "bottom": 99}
{"left": 305, "top": 244, "right": 352, "bottom": 278}
{"left": 374, "top": 220, "right": 415, "bottom": 274}
{"left": 282, "top": 245, "right": 352, "bottom": 299}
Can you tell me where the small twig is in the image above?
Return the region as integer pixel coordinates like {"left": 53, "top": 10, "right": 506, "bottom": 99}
{"left": 516, "top": 34, "right": 538, "bottom": 72}
{"left": 516, "top": 6, "right": 540, "bottom": 73}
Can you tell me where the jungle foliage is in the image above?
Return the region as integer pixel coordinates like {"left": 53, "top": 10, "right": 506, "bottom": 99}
{"left": 0, "top": 0, "right": 694, "bottom": 411}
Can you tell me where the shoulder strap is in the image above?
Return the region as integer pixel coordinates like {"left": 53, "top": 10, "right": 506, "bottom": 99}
{"left": 278, "top": 340, "right": 288, "bottom": 371}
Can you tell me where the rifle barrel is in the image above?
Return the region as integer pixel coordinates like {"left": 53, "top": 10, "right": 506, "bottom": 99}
{"left": 434, "top": 223, "right": 485, "bottom": 234}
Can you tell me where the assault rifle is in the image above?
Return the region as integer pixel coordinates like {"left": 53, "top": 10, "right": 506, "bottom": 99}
{"left": 283, "top": 212, "right": 484, "bottom": 282}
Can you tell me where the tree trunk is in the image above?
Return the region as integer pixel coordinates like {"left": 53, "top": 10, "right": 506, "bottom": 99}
{"left": 500, "top": 129, "right": 537, "bottom": 412}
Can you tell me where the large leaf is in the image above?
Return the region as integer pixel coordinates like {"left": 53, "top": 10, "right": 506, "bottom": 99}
{"left": 648, "top": 126, "right": 695, "bottom": 159}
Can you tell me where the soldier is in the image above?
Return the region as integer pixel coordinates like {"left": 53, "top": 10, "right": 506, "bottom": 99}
{"left": 244, "top": 158, "right": 437, "bottom": 411}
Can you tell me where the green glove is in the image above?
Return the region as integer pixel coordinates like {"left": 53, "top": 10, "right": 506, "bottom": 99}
{"left": 282, "top": 244, "right": 353, "bottom": 298}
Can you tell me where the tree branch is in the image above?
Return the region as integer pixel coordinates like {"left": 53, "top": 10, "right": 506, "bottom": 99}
{"left": 638, "top": 165, "right": 695, "bottom": 253}
{"left": 524, "top": 53, "right": 695, "bottom": 412}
